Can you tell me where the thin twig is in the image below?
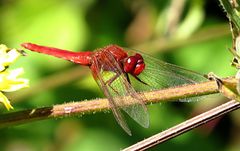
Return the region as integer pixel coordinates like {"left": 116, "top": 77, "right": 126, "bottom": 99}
{"left": 0, "top": 77, "right": 236, "bottom": 128}
{"left": 166, "top": 0, "right": 186, "bottom": 35}
{"left": 122, "top": 100, "right": 240, "bottom": 151}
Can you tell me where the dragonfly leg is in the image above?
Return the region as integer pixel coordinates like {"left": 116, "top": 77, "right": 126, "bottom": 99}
{"left": 105, "top": 73, "right": 121, "bottom": 94}
{"left": 133, "top": 76, "right": 149, "bottom": 86}
{"left": 125, "top": 73, "right": 131, "bottom": 84}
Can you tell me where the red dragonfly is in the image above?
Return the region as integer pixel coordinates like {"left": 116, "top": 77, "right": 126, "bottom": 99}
{"left": 21, "top": 43, "right": 205, "bottom": 135}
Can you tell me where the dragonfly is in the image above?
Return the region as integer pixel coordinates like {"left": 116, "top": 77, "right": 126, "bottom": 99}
{"left": 21, "top": 43, "right": 206, "bottom": 135}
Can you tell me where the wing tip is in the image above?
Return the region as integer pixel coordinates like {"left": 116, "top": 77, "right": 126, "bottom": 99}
{"left": 139, "top": 114, "right": 150, "bottom": 128}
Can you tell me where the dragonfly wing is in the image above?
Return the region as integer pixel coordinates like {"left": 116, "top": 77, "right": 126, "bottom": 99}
{"left": 126, "top": 49, "right": 207, "bottom": 100}
{"left": 108, "top": 72, "right": 149, "bottom": 128}
{"left": 91, "top": 50, "right": 149, "bottom": 135}
{"left": 142, "top": 55, "right": 206, "bottom": 88}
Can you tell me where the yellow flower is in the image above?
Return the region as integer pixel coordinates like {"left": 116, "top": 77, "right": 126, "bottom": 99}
{"left": 0, "top": 44, "right": 29, "bottom": 110}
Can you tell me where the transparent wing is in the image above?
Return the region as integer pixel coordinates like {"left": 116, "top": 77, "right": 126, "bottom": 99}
{"left": 91, "top": 50, "right": 149, "bottom": 135}
{"left": 126, "top": 49, "right": 207, "bottom": 100}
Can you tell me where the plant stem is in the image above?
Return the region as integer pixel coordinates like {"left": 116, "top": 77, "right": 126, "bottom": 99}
{"left": 122, "top": 99, "right": 240, "bottom": 151}
{"left": 0, "top": 77, "right": 236, "bottom": 128}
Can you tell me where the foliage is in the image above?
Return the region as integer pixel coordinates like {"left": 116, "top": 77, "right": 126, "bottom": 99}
{"left": 0, "top": 44, "right": 28, "bottom": 110}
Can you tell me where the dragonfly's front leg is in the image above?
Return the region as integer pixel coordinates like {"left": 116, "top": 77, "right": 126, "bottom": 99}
{"left": 133, "top": 75, "right": 149, "bottom": 86}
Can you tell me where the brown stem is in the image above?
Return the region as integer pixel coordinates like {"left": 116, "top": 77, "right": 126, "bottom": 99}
{"left": 122, "top": 100, "right": 240, "bottom": 151}
{"left": 0, "top": 77, "right": 236, "bottom": 128}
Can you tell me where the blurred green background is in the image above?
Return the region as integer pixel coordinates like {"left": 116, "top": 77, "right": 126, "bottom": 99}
{"left": 0, "top": 0, "right": 240, "bottom": 151}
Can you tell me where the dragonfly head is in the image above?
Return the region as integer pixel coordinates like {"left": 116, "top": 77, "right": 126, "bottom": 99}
{"left": 123, "top": 53, "right": 145, "bottom": 76}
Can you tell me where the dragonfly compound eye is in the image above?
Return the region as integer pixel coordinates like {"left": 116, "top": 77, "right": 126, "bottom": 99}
{"left": 133, "top": 61, "right": 145, "bottom": 75}
{"left": 123, "top": 53, "right": 145, "bottom": 76}
{"left": 123, "top": 56, "right": 137, "bottom": 73}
